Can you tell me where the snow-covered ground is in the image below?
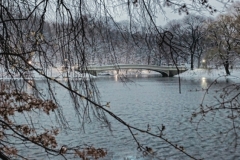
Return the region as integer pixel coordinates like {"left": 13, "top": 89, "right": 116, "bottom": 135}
{"left": 176, "top": 68, "right": 240, "bottom": 82}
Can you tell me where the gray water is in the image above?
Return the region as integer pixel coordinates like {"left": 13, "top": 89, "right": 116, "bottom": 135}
{"left": 16, "top": 75, "right": 240, "bottom": 160}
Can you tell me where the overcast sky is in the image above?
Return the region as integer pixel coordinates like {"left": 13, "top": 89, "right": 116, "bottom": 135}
{"left": 110, "top": 0, "right": 231, "bottom": 26}
{"left": 44, "top": 0, "right": 232, "bottom": 27}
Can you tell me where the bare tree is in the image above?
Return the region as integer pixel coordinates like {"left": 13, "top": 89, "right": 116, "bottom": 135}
{"left": 206, "top": 14, "right": 239, "bottom": 75}
{"left": 165, "top": 15, "right": 208, "bottom": 69}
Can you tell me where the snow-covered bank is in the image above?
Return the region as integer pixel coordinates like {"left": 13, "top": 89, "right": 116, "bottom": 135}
{"left": 175, "top": 68, "right": 240, "bottom": 81}
{"left": 0, "top": 66, "right": 96, "bottom": 80}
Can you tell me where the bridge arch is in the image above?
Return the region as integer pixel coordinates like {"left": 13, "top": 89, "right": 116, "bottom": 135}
{"left": 148, "top": 70, "right": 169, "bottom": 77}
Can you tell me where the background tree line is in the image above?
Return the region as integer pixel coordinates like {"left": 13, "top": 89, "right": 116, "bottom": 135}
{"left": 3, "top": 3, "right": 239, "bottom": 75}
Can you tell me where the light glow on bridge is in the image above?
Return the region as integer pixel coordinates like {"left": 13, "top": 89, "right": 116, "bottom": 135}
{"left": 113, "top": 70, "right": 118, "bottom": 75}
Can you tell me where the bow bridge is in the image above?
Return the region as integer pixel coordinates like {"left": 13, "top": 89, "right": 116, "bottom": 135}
{"left": 81, "top": 64, "right": 187, "bottom": 77}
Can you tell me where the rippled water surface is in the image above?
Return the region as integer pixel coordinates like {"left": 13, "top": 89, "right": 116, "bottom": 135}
{"left": 18, "top": 75, "right": 240, "bottom": 159}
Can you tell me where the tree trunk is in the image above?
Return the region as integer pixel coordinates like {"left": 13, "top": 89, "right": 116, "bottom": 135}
{"left": 190, "top": 53, "right": 194, "bottom": 70}
{"left": 224, "top": 60, "right": 230, "bottom": 75}
{"left": 197, "top": 57, "right": 201, "bottom": 68}
{"left": 147, "top": 55, "right": 150, "bottom": 65}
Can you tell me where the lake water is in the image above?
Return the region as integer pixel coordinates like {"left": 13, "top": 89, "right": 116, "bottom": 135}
{"left": 16, "top": 74, "right": 240, "bottom": 160}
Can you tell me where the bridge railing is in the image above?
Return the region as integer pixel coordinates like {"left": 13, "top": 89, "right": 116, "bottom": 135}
{"left": 86, "top": 64, "right": 187, "bottom": 71}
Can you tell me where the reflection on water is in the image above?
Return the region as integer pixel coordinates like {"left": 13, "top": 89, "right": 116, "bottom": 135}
{"left": 201, "top": 77, "right": 208, "bottom": 89}
{"left": 114, "top": 74, "right": 118, "bottom": 81}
